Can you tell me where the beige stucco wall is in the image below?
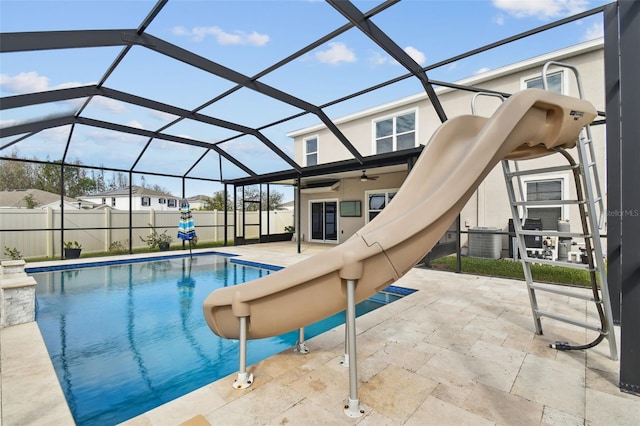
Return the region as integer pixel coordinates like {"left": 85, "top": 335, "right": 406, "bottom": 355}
{"left": 292, "top": 41, "right": 607, "bottom": 255}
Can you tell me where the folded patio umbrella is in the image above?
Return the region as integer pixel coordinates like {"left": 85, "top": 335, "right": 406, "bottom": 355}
{"left": 177, "top": 199, "right": 196, "bottom": 257}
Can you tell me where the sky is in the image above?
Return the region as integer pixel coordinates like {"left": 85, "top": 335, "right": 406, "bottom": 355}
{"left": 0, "top": 0, "right": 611, "bottom": 199}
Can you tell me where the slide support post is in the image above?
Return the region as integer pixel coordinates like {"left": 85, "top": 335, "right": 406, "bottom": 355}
{"left": 233, "top": 316, "right": 253, "bottom": 389}
{"left": 344, "top": 278, "right": 365, "bottom": 418}
{"left": 340, "top": 317, "right": 349, "bottom": 367}
{"left": 294, "top": 327, "right": 310, "bottom": 354}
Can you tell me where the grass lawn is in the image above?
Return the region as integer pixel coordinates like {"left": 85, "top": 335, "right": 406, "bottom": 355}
{"left": 428, "top": 255, "right": 596, "bottom": 287}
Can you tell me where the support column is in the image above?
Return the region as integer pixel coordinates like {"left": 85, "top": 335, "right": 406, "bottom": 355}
{"left": 1, "top": 260, "right": 37, "bottom": 328}
{"left": 343, "top": 278, "right": 364, "bottom": 418}
{"left": 618, "top": 0, "right": 640, "bottom": 397}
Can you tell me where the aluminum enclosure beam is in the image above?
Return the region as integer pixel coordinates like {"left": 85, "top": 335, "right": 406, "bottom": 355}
{"left": 617, "top": 0, "right": 640, "bottom": 397}
{"left": 327, "top": 0, "right": 447, "bottom": 123}
{"left": 0, "top": 29, "right": 363, "bottom": 165}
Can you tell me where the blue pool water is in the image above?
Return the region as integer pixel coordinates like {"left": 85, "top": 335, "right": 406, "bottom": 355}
{"left": 31, "top": 254, "right": 409, "bottom": 425}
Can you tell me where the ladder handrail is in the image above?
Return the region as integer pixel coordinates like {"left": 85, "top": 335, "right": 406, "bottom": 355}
{"left": 542, "top": 61, "right": 605, "bottom": 229}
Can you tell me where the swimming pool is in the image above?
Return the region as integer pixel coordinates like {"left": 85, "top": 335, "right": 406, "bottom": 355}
{"left": 31, "top": 253, "right": 410, "bottom": 425}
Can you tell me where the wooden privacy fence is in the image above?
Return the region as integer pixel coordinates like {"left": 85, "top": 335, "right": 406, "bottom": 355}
{"left": 0, "top": 208, "right": 293, "bottom": 259}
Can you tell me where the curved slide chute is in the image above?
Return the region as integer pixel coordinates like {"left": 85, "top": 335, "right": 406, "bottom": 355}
{"left": 203, "top": 89, "right": 597, "bottom": 340}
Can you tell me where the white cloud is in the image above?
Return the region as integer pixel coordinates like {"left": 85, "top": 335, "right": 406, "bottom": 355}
{"left": 493, "top": 14, "right": 505, "bottom": 25}
{"left": 315, "top": 42, "right": 356, "bottom": 65}
{"left": 368, "top": 51, "right": 389, "bottom": 66}
{"left": 173, "top": 25, "right": 269, "bottom": 46}
{"left": 0, "top": 118, "right": 20, "bottom": 129}
{"left": 1, "top": 71, "right": 51, "bottom": 94}
{"left": 582, "top": 22, "right": 603, "bottom": 41}
{"left": 404, "top": 46, "right": 426, "bottom": 65}
{"left": 127, "top": 120, "right": 144, "bottom": 129}
{"left": 0, "top": 71, "right": 94, "bottom": 96}
{"left": 492, "top": 0, "right": 588, "bottom": 19}
{"left": 475, "top": 67, "right": 491, "bottom": 75}
{"left": 367, "top": 46, "right": 426, "bottom": 67}
{"left": 149, "top": 110, "right": 179, "bottom": 122}
{"left": 92, "top": 96, "right": 128, "bottom": 113}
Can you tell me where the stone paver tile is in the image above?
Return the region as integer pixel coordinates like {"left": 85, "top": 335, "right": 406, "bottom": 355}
{"left": 511, "top": 353, "right": 586, "bottom": 417}
{"left": 585, "top": 340, "right": 621, "bottom": 374}
{"left": 359, "top": 364, "right": 437, "bottom": 423}
{"left": 204, "top": 381, "right": 304, "bottom": 425}
{"left": 418, "top": 347, "right": 477, "bottom": 387}
{"left": 369, "top": 340, "right": 434, "bottom": 372}
{"left": 466, "top": 340, "right": 526, "bottom": 391}
{"left": 405, "top": 396, "right": 495, "bottom": 426}
{"left": 431, "top": 382, "right": 474, "bottom": 407}
{"left": 125, "top": 383, "right": 227, "bottom": 426}
{"left": 424, "top": 326, "right": 483, "bottom": 354}
{"left": 1, "top": 323, "right": 75, "bottom": 426}
{"left": 541, "top": 406, "right": 584, "bottom": 426}
{"left": 358, "top": 409, "right": 399, "bottom": 426}
{"left": 278, "top": 365, "right": 349, "bottom": 409}
{"left": 462, "top": 383, "right": 544, "bottom": 425}
{"left": 269, "top": 398, "right": 354, "bottom": 425}
{"left": 369, "top": 318, "right": 433, "bottom": 346}
{"left": 585, "top": 388, "right": 640, "bottom": 426}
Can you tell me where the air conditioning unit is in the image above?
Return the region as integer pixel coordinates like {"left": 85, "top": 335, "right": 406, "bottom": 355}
{"left": 468, "top": 227, "right": 502, "bottom": 259}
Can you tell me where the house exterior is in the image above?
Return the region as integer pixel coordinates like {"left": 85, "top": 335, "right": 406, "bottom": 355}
{"left": 0, "top": 189, "right": 90, "bottom": 210}
{"left": 80, "top": 185, "right": 180, "bottom": 211}
{"left": 186, "top": 195, "right": 212, "bottom": 211}
{"left": 288, "top": 38, "right": 606, "bottom": 258}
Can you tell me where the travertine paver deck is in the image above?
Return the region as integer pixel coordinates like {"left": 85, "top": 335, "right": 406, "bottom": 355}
{"left": 1, "top": 243, "right": 638, "bottom": 425}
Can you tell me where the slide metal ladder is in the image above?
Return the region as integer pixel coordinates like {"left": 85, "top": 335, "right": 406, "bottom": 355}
{"left": 500, "top": 62, "right": 617, "bottom": 360}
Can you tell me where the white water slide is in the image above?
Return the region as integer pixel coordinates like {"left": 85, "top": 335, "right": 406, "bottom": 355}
{"left": 203, "top": 89, "right": 596, "bottom": 341}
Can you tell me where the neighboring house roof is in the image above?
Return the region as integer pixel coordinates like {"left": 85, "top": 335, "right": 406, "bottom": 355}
{"left": 0, "top": 189, "right": 79, "bottom": 209}
{"left": 86, "top": 185, "right": 177, "bottom": 198}
{"left": 187, "top": 195, "right": 210, "bottom": 202}
{"left": 281, "top": 201, "right": 294, "bottom": 210}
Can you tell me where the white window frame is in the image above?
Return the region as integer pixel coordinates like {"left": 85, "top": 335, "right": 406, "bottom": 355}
{"left": 303, "top": 135, "right": 319, "bottom": 167}
{"left": 365, "top": 188, "right": 399, "bottom": 223}
{"left": 167, "top": 198, "right": 177, "bottom": 208}
{"left": 372, "top": 109, "right": 417, "bottom": 154}
{"left": 521, "top": 174, "right": 569, "bottom": 229}
{"left": 521, "top": 69, "right": 567, "bottom": 95}
{"left": 159, "top": 198, "right": 166, "bottom": 204}
{"left": 141, "top": 196, "right": 151, "bottom": 207}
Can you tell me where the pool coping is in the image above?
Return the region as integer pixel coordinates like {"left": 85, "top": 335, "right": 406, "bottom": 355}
{"left": 2, "top": 245, "right": 417, "bottom": 425}
{"left": 3, "top": 248, "right": 242, "bottom": 425}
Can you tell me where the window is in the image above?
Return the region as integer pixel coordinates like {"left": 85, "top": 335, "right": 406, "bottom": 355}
{"left": 167, "top": 198, "right": 177, "bottom": 208}
{"left": 525, "top": 71, "right": 563, "bottom": 94}
{"left": 159, "top": 198, "right": 166, "bottom": 204}
{"left": 141, "top": 196, "right": 150, "bottom": 206}
{"left": 101, "top": 197, "right": 106, "bottom": 205}
{"left": 374, "top": 111, "right": 416, "bottom": 154}
{"left": 304, "top": 136, "right": 318, "bottom": 166}
{"left": 366, "top": 190, "right": 397, "bottom": 222}
{"left": 111, "top": 197, "right": 116, "bottom": 207}
{"left": 525, "top": 179, "right": 563, "bottom": 230}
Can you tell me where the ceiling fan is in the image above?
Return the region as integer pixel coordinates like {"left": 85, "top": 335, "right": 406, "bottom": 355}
{"left": 359, "top": 170, "right": 379, "bottom": 181}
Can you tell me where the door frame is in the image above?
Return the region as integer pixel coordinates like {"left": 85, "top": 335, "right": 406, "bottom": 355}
{"left": 308, "top": 198, "right": 339, "bottom": 244}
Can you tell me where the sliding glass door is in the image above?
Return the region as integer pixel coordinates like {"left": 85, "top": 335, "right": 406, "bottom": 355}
{"left": 310, "top": 200, "right": 338, "bottom": 242}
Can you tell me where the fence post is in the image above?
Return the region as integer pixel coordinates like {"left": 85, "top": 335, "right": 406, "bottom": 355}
{"left": 213, "top": 210, "right": 218, "bottom": 242}
{"left": 46, "top": 207, "right": 54, "bottom": 258}
{"left": 104, "top": 208, "right": 111, "bottom": 252}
